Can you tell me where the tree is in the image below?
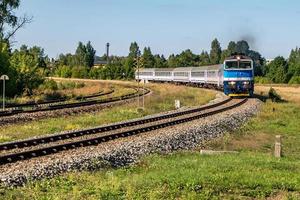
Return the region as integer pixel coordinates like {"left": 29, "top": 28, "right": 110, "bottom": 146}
{"left": 0, "top": 41, "right": 19, "bottom": 96}
{"left": 86, "top": 41, "right": 96, "bottom": 68}
{"left": 235, "top": 40, "right": 250, "bottom": 55}
{"left": 142, "top": 47, "right": 155, "bottom": 68}
{"left": 209, "top": 38, "right": 222, "bottom": 64}
{"left": 124, "top": 42, "right": 140, "bottom": 79}
{"left": 10, "top": 45, "right": 46, "bottom": 95}
{"left": 167, "top": 54, "right": 180, "bottom": 67}
{"left": 288, "top": 47, "right": 300, "bottom": 78}
{"left": 227, "top": 41, "right": 236, "bottom": 54}
{"left": 199, "top": 51, "right": 210, "bottom": 66}
{"left": 220, "top": 41, "right": 237, "bottom": 62}
{"left": 128, "top": 42, "right": 140, "bottom": 58}
{"left": 248, "top": 50, "right": 265, "bottom": 76}
{"left": 178, "top": 49, "right": 198, "bottom": 67}
{"left": 0, "top": 0, "right": 32, "bottom": 41}
{"left": 266, "top": 56, "right": 288, "bottom": 83}
{"left": 75, "top": 42, "right": 88, "bottom": 67}
{"left": 153, "top": 54, "right": 167, "bottom": 68}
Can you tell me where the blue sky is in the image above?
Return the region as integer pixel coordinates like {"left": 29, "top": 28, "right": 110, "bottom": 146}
{"left": 14, "top": 0, "right": 300, "bottom": 59}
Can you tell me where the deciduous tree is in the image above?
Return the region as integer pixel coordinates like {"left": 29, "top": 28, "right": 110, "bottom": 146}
{"left": 266, "top": 56, "right": 288, "bottom": 83}
{"left": 0, "top": 0, "right": 32, "bottom": 41}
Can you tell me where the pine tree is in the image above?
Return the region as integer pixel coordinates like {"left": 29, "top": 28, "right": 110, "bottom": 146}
{"left": 142, "top": 47, "right": 155, "bottom": 68}
{"left": 124, "top": 42, "right": 140, "bottom": 79}
{"left": 227, "top": 41, "right": 236, "bottom": 54}
{"left": 209, "top": 38, "right": 222, "bottom": 64}
{"left": 86, "top": 41, "right": 96, "bottom": 68}
{"left": 288, "top": 47, "right": 300, "bottom": 77}
{"left": 235, "top": 40, "right": 249, "bottom": 55}
{"left": 199, "top": 51, "right": 210, "bottom": 66}
{"left": 75, "top": 42, "right": 87, "bottom": 67}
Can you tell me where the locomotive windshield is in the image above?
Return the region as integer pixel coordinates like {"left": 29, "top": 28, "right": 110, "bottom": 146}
{"left": 225, "top": 60, "right": 252, "bottom": 69}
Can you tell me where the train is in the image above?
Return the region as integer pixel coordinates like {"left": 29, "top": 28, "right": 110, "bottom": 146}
{"left": 135, "top": 55, "right": 254, "bottom": 97}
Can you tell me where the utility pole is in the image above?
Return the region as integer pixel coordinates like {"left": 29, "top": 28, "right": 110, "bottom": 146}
{"left": 142, "top": 79, "right": 145, "bottom": 109}
{"left": 137, "top": 57, "right": 140, "bottom": 108}
{"left": 1, "top": 75, "right": 9, "bottom": 111}
{"left": 135, "top": 56, "right": 143, "bottom": 108}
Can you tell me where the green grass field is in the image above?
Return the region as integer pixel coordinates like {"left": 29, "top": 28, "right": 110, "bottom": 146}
{"left": 1, "top": 85, "right": 300, "bottom": 199}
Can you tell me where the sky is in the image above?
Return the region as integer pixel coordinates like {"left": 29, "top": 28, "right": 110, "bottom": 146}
{"left": 13, "top": 0, "right": 300, "bottom": 59}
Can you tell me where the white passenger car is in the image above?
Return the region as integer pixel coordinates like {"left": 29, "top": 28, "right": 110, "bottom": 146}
{"left": 135, "top": 65, "right": 223, "bottom": 87}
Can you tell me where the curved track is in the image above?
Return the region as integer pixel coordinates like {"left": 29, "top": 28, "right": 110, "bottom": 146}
{"left": 5, "top": 90, "right": 112, "bottom": 109}
{"left": 0, "top": 98, "right": 247, "bottom": 165}
{"left": 0, "top": 88, "right": 148, "bottom": 117}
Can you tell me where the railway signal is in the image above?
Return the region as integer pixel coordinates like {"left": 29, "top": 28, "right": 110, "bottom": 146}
{"left": 0, "top": 75, "right": 9, "bottom": 111}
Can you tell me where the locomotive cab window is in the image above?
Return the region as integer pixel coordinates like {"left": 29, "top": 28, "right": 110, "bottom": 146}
{"left": 225, "top": 61, "right": 252, "bottom": 69}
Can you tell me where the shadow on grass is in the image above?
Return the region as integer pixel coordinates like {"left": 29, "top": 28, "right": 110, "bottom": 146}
{"left": 253, "top": 93, "right": 288, "bottom": 103}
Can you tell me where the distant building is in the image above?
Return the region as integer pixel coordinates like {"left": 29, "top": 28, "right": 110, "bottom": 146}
{"left": 93, "top": 60, "right": 108, "bottom": 68}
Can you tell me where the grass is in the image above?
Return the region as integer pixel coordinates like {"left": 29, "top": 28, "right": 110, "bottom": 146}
{"left": 0, "top": 82, "right": 215, "bottom": 143}
{"left": 1, "top": 152, "right": 299, "bottom": 199}
{"left": 205, "top": 100, "right": 300, "bottom": 160}
{"left": 2, "top": 84, "right": 300, "bottom": 199}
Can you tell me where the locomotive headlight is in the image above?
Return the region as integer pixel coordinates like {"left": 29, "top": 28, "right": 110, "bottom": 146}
{"left": 243, "top": 81, "right": 250, "bottom": 85}
{"left": 229, "top": 81, "right": 236, "bottom": 85}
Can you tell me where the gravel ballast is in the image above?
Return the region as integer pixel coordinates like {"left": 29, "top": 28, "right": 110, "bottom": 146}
{"left": 0, "top": 97, "right": 262, "bottom": 187}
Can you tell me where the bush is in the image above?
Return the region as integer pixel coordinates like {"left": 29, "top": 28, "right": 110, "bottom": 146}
{"left": 39, "top": 79, "right": 58, "bottom": 91}
{"left": 55, "top": 65, "right": 72, "bottom": 78}
{"left": 255, "top": 76, "right": 273, "bottom": 84}
{"left": 268, "top": 87, "right": 281, "bottom": 102}
{"left": 71, "top": 66, "right": 88, "bottom": 78}
{"left": 58, "top": 82, "right": 76, "bottom": 90}
{"left": 89, "top": 68, "right": 102, "bottom": 79}
{"left": 75, "top": 82, "right": 85, "bottom": 88}
{"left": 57, "top": 81, "right": 84, "bottom": 90}
{"left": 288, "top": 76, "right": 300, "bottom": 84}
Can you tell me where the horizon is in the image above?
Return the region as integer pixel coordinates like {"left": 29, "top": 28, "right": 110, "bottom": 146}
{"left": 13, "top": 0, "right": 300, "bottom": 59}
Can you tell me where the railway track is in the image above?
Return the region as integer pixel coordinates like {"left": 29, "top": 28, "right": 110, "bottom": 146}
{"left": 0, "top": 98, "right": 247, "bottom": 165}
{"left": 3, "top": 89, "right": 114, "bottom": 110}
{"left": 0, "top": 88, "right": 147, "bottom": 117}
{"left": 5, "top": 89, "right": 110, "bottom": 109}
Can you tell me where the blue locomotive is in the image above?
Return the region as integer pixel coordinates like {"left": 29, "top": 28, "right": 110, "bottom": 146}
{"left": 223, "top": 55, "right": 254, "bottom": 97}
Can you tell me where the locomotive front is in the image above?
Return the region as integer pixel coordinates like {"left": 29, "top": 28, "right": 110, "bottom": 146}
{"left": 223, "top": 55, "right": 254, "bottom": 97}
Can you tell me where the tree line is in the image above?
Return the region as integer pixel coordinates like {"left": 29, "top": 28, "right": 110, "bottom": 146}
{"left": 1, "top": 0, "right": 300, "bottom": 98}
{"left": 263, "top": 48, "right": 300, "bottom": 84}
{"left": 51, "top": 39, "right": 266, "bottom": 80}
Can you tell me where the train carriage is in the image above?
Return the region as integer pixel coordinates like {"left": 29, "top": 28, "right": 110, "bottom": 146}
{"left": 173, "top": 67, "right": 192, "bottom": 82}
{"left": 153, "top": 68, "right": 174, "bottom": 82}
{"left": 135, "top": 54, "right": 254, "bottom": 97}
{"left": 135, "top": 68, "right": 155, "bottom": 81}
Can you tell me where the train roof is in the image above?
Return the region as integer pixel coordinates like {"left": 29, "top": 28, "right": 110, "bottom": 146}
{"left": 137, "top": 65, "right": 222, "bottom": 72}
{"left": 154, "top": 68, "right": 175, "bottom": 71}
{"left": 190, "top": 65, "right": 222, "bottom": 71}
{"left": 173, "top": 67, "right": 194, "bottom": 71}
{"left": 225, "top": 55, "right": 252, "bottom": 60}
